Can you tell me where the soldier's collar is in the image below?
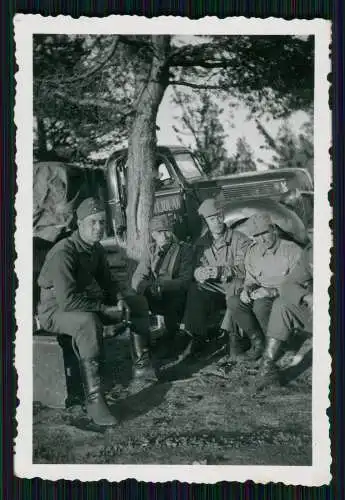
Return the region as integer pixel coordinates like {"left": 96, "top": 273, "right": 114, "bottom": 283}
{"left": 213, "top": 226, "right": 232, "bottom": 247}
{"left": 261, "top": 238, "right": 281, "bottom": 256}
{"left": 153, "top": 240, "right": 173, "bottom": 256}
{"left": 73, "top": 230, "right": 96, "bottom": 253}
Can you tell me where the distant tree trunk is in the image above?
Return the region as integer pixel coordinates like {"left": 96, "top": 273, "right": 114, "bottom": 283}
{"left": 125, "top": 36, "right": 171, "bottom": 260}
{"left": 35, "top": 116, "right": 48, "bottom": 160}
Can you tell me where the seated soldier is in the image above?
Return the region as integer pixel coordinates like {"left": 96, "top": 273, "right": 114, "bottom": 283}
{"left": 255, "top": 239, "right": 313, "bottom": 388}
{"left": 37, "top": 197, "right": 157, "bottom": 428}
{"left": 132, "top": 214, "right": 195, "bottom": 355}
{"left": 226, "top": 212, "right": 302, "bottom": 361}
{"left": 183, "top": 198, "right": 250, "bottom": 354}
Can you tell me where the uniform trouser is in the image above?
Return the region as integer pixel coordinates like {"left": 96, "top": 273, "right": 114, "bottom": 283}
{"left": 39, "top": 293, "right": 150, "bottom": 360}
{"left": 145, "top": 289, "right": 187, "bottom": 336}
{"left": 266, "top": 297, "right": 312, "bottom": 342}
{"left": 183, "top": 281, "right": 240, "bottom": 339}
{"left": 226, "top": 295, "right": 275, "bottom": 338}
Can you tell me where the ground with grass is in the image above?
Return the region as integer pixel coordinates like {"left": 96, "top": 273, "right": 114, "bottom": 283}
{"left": 33, "top": 331, "right": 312, "bottom": 465}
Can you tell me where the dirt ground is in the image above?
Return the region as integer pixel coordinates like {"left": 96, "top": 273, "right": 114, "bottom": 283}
{"left": 33, "top": 330, "right": 312, "bottom": 465}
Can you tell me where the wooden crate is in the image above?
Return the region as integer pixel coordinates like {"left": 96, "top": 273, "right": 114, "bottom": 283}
{"left": 33, "top": 333, "right": 68, "bottom": 408}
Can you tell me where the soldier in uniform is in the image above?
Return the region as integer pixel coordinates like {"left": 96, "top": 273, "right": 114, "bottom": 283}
{"left": 226, "top": 212, "right": 303, "bottom": 361}
{"left": 256, "top": 239, "right": 313, "bottom": 387}
{"left": 37, "top": 198, "right": 157, "bottom": 427}
{"left": 132, "top": 213, "right": 195, "bottom": 355}
{"left": 183, "top": 198, "right": 250, "bottom": 354}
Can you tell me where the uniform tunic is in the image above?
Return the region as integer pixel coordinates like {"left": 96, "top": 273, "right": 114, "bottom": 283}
{"left": 132, "top": 240, "right": 195, "bottom": 335}
{"left": 132, "top": 240, "right": 195, "bottom": 295}
{"left": 196, "top": 227, "right": 250, "bottom": 295}
{"left": 37, "top": 230, "right": 149, "bottom": 359}
{"left": 244, "top": 238, "right": 302, "bottom": 291}
{"left": 227, "top": 238, "right": 303, "bottom": 337}
{"left": 267, "top": 243, "right": 313, "bottom": 340}
{"left": 183, "top": 226, "right": 250, "bottom": 338}
{"left": 38, "top": 230, "right": 119, "bottom": 319}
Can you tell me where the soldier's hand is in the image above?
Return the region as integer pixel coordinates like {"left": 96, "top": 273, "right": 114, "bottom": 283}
{"left": 302, "top": 293, "right": 313, "bottom": 310}
{"left": 101, "top": 305, "right": 124, "bottom": 322}
{"left": 250, "top": 287, "right": 277, "bottom": 300}
{"left": 194, "top": 266, "right": 207, "bottom": 283}
{"left": 240, "top": 289, "right": 252, "bottom": 304}
{"left": 149, "top": 282, "right": 161, "bottom": 297}
{"left": 220, "top": 266, "right": 233, "bottom": 283}
{"left": 206, "top": 267, "right": 219, "bottom": 280}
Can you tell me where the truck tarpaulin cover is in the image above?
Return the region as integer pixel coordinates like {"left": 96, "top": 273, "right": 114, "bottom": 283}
{"left": 33, "top": 162, "right": 105, "bottom": 243}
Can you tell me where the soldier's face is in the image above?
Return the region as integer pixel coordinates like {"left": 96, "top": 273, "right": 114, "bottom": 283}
{"left": 78, "top": 211, "right": 106, "bottom": 244}
{"left": 205, "top": 212, "right": 224, "bottom": 236}
{"left": 152, "top": 230, "right": 173, "bottom": 248}
{"left": 255, "top": 225, "right": 278, "bottom": 250}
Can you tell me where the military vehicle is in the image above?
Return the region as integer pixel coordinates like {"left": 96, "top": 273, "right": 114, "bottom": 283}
{"left": 105, "top": 145, "right": 313, "bottom": 244}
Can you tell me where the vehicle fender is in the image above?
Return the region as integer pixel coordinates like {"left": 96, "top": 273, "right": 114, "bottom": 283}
{"left": 221, "top": 198, "right": 308, "bottom": 245}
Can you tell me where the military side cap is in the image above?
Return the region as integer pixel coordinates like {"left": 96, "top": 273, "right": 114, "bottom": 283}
{"left": 247, "top": 212, "right": 274, "bottom": 236}
{"left": 76, "top": 198, "right": 105, "bottom": 220}
{"left": 149, "top": 213, "right": 174, "bottom": 232}
{"left": 198, "top": 198, "right": 222, "bottom": 218}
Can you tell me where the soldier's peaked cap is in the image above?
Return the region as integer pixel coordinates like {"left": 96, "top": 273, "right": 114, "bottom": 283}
{"left": 198, "top": 198, "right": 222, "bottom": 218}
{"left": 149, "top": 213, "right": 174, "bottom": 232}
{"left": 76, "top": 198, "right": 105, "bottom": 220}
{"left": 247, "top": 212, "right": 274, "bottom": 236}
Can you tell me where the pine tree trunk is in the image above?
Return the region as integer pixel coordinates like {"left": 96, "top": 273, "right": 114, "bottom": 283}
{"left": 125, "top": 36, "right": 170, "bottom": 261}
{"left": 36, "top": 116, "right": 48, "bottom": 160}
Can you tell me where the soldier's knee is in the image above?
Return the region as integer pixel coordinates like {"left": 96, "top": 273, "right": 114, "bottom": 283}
{"left": 268, "top": 297, "right": 291, "bottom": 324}
{"left": 187, "top": 281, "right": 200, "bottom": 297}
{"left": 73, "top": 313, "right": 102, "bottom": 358}
{"left": 270, "top": 297, "right": 285, "bottom": 311}
{"left": 252, "top": 298, "right": 271, "bottom": 316}
{"left": 226, "top": 294, "right": 241, "bottom": 311}
{"left": 126, "top": 293, "right": 149, "bottom": 317}
{"left": 270, "top": 297, "right": 291, "bottom": 319}
{"left": 79, "top": 312, "right": 103, "bottom": 333}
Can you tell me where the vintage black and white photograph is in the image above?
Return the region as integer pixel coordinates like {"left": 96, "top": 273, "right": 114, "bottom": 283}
{"left": 14, "top": 16, "right": 331, "bottom": 484}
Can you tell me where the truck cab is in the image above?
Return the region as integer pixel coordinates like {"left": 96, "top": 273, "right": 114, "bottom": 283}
{"left": 106, "top": 145, "right": 314, "bottom": 246}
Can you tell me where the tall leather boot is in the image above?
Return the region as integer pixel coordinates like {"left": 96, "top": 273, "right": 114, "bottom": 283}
{"left": 228, "top": 330, "right": 247, "bottom": 360}
{"left": 57, "top": 335, "right": 84, "bottom": 409}
{"left": 256, "top": 337, "right": 282, "bottom": 389}
{"left": 128, "top": 331, "right": 158, "bottom": 393}
{"left": 79, "top": 357, "right": 118, "bottom": 427}
{"left": 243, "top": 331, "right": 264, "bottom": 361}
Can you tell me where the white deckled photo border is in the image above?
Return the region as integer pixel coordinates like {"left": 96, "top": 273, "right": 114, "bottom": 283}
{"left": 14, "top": 14, "right": 332, "bottom": 485}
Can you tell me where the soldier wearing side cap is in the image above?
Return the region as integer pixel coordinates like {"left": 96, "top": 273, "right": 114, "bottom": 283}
{"left": 37, "top": 197, "right": 157, "bottom": 428}
{"left": 132, "top": 214, "right": 195, "bottom": 356}
{"left": 226, "top": 212, "right": 303, "bottom": 363}
{"left": 183, "top": 198, "right": 251, "bottom": 354}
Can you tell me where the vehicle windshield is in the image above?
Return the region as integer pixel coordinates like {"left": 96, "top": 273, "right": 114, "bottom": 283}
{"left": 174, "top": 152, "right": 205, "bottom": 180}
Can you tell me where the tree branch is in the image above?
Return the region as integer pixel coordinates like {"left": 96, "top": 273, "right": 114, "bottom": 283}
{"left": 169, "top": 80, "right": 229, "bottom": 91}
{"left": 52, "top": 36, "right": 120, "bottom": 85}
{"left": 51, "top": 89, "right": 134, "bottom": 117}
{"left": 255, "top": 119, "right": 283, "bottom": 156}
{"left": 168, "top": 42, "right": 235, "bottom": 68}
{"left": 120, "top": 36, "right": 153, "bottom": 52}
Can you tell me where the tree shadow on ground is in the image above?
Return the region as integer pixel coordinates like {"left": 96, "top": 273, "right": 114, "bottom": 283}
{"left": 110, "top": 381, "right": 172, "bottom": 423}
{"left": 67, "top": 381, "right": 172, "bottom": 433}
{"left": 157, "top": 337, "right": 228, "bottom": 383}
{"left": 279, "top": 348, "right": 312, "bottom": 386}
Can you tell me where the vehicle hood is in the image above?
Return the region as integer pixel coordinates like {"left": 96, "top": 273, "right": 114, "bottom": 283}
{"left": 187, "top": 168, "right": 313, "bottom": 205}
{"left": 222, "top": 199, "right": 308, "bottom": 245}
